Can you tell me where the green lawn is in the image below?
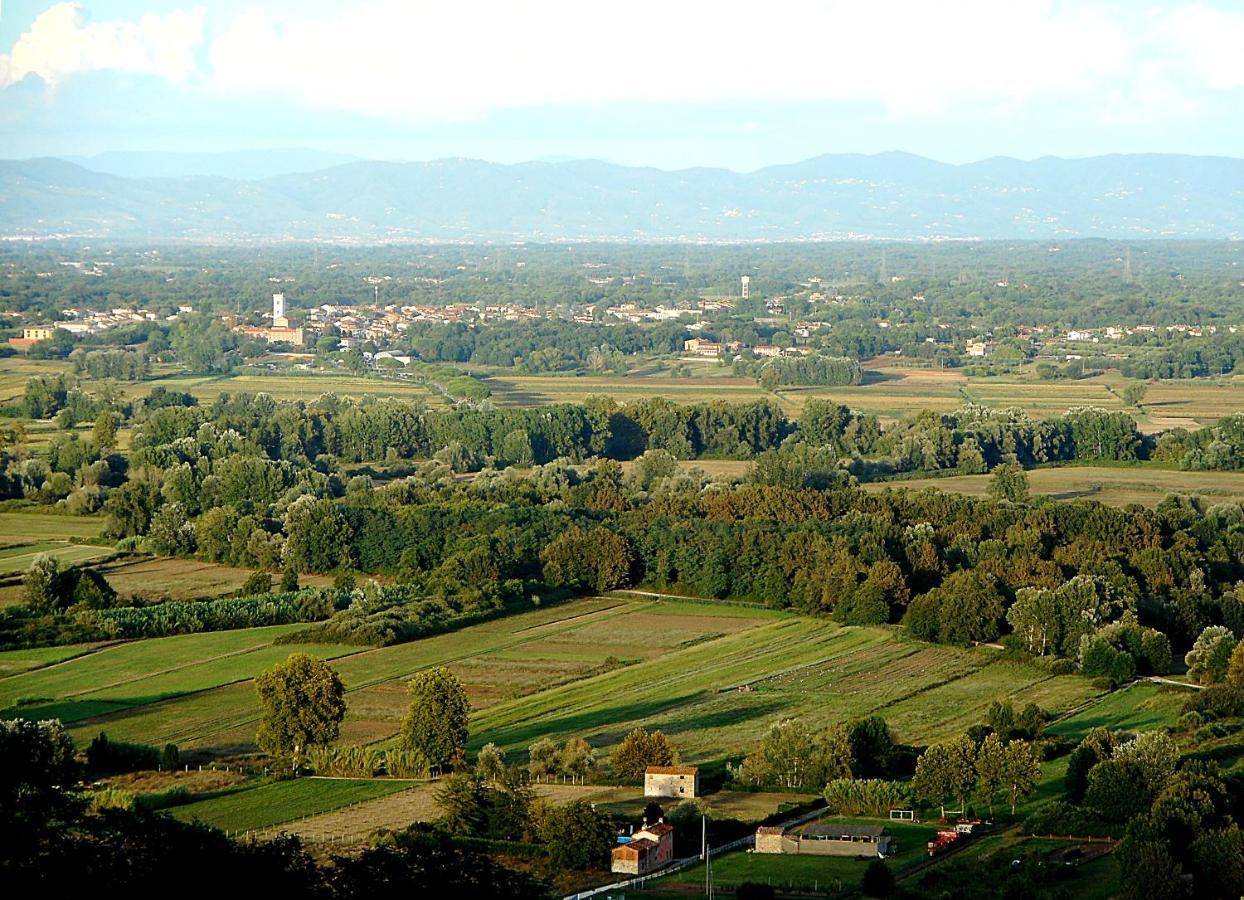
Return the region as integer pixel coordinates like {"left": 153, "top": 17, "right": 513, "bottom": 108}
{"left": 169, "top": 777, "right": 412, "bottom": 833}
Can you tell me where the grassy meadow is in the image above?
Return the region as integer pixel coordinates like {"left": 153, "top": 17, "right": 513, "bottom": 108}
{"left": 94, "top": 556, "right": 334, "bottom": 602}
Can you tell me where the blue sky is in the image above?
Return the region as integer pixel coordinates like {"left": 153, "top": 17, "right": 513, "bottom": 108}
{"left": 2, "top": 0, "right": 1244, "bottom": 171}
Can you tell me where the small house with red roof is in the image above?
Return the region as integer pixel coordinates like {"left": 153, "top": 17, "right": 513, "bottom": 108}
{"left": 611, "top": 821, "right": 675, "bottom": 875}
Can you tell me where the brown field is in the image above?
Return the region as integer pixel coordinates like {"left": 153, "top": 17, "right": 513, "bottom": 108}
{"left": 102, "top": 768, "right": 246, "bottom": 795}
{"left": 484, "top": 364, "right": 1243, "bottom": 427}
{"left": 865, "top": 465, "right": 1244, "bottom": 508}
{"left": 117, "top": 372, "right": 444, "bottom": 406}
{"left": 95, "top": 556, "right": 334, "bottom": 601}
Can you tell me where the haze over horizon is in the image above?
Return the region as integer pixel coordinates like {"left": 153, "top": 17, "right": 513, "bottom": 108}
{"left": 3, "top": 1, "right": 1244, "bottom": 171}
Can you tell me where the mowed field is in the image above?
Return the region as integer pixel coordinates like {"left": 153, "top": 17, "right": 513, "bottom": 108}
{"left": 0, "top": 597, "right": 1098, "bottom": 765}
{"left": 476, "top": 363, "right": 1244, "bottom": 427}
{"left": 864, "top": 465, "right": 1244, "bottom": 508}
{"left": 0, "top": 510, "right": 105, "bottom": 543}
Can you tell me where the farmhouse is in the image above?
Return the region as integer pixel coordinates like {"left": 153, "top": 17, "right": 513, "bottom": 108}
{"left": 611, "top": 821, "right": 675, "bottom": 875}
{"left": 9, "top": 325, "right": 59, "bottom": 351}
{"left": 965, "top": 339, "right": 997, "bottom": 357}
{"left": 644, "top": 765, "right": 699, "bottom": 799}
{"left": 754, "top": 823, "right": 892, "bottom": 858}
{"left": 683, "top": 338, "right": 723, "bottom": 356}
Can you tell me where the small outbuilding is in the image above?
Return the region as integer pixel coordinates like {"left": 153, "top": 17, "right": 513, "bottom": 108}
{"left": 754, "top": 823, "right": 892, "bottom": 858}
{"left": 644, "top": 765, "right": 699, "bottom": 799}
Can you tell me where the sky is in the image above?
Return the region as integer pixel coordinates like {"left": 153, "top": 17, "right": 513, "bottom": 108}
{"left": 2, "top": 0, "right": 1244, "bottom": 171}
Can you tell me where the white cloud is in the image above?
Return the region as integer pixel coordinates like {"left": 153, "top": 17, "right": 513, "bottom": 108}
{"left": 202, "top": 0, "right": 1132, "bottom": 119}
{"left": 0, "top": 2, "right": 205, "bottom": 89}
{"left": 3, "top": 0, "right": 1244, "bottom": 126}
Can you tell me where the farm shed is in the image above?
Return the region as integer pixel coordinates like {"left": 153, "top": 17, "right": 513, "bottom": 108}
{"left": 754, "top": 823, "right": 892, "bottom": 858}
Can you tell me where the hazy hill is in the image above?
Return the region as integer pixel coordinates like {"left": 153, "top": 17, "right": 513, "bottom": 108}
{"left": 3, "top": 151, "right": 1242, "bottom": 241}
{"left": 63, "top": 148, "right": 361, "bottom": 180}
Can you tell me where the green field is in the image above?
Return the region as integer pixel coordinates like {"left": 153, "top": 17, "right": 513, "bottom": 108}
{"left": 0, "top": 541, "right": 113, "bottom": 575}
{"left": 169, "top": 777, "right": 411, "bottom": 833}
{"left": 1046, "top": 681, "right": 1188, "bottom": 741}
{"left": 0, "top": 642, "right": 102, "bottom": 677}
{"left": 0, "top": 598, "right": 1098, "bottom": 765}
{"left": 468, "top": 617, "right": 1097, "bottom": 761}
{"left": 0, "top": 626, "right": 363, "bottom": 727}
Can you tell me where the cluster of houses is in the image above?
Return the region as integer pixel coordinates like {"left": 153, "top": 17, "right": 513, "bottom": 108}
{"left": 9, "top": 306, "right": 192, "bottom": 351}
{"left": 682, "top": 337, "right": 814, "bottom": 359}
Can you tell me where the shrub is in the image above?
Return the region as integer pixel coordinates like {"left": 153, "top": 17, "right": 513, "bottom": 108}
{"left": 86, "top": 589, "right": 344, "bottom": 639}
{"left": 862, "top": 860, "right": 895, "bottom": 898}
{"left": 86, "top": 732, "right": 160, "bottom": 775}
{"left": 135, "top": 785, "right": 192, "bottom": 811}
{"left": 823, "top": 779, "right": 911, "bottom": 816}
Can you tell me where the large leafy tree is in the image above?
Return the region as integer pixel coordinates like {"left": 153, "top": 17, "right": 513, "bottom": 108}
{"left": 912, "top": 734, "right": 977, "bottom": 817}
{"left": 284, "top": 496, "right": 354, "bottom": 574}
{"left": 22, "top": 554, "right": 62, "bottom": 611}
{"left": 255, "top": 652, "right": 346, "bottom": 765}
{"left": 540, "top": 525, "right": 632, "bottom": 593}
{"left": 609, "top": 727, "right": 678, "bottom": 780}
{"left": 986, "top": 461, "right": 1029, "bottom": 503}
{"left": 400, "top": 667, "right": 470, "bottom": 769}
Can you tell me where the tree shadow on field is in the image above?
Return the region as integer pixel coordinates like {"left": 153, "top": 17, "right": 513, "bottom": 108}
{"left": 655, "top": 696, "right": 792, "bottom": 737}
{"left": 859, "top": 369, "right": 902, "bottom": 385}
{"left": 473, "top": 693, "right": 706, "bottom": 751}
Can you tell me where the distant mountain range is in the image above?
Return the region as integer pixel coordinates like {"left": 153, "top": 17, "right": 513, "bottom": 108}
{"left": 2, "top": 151, "right": 1243, "bottom": 242}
